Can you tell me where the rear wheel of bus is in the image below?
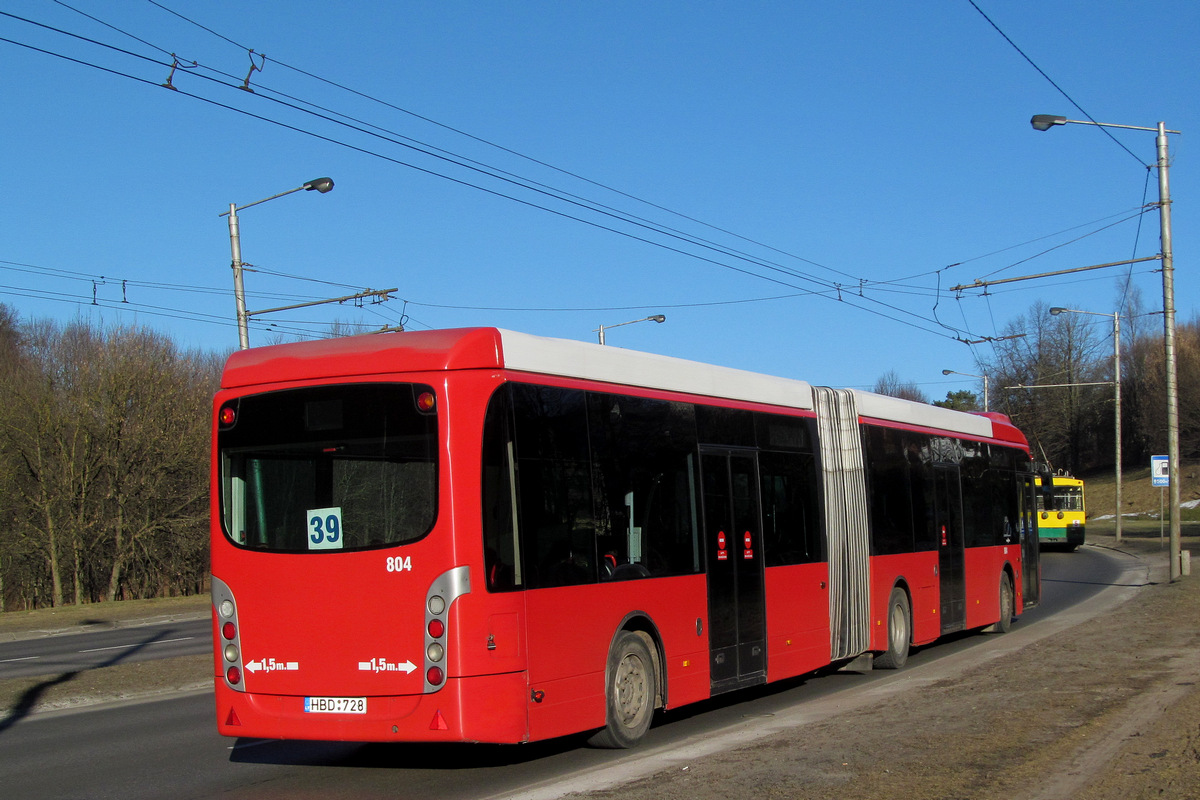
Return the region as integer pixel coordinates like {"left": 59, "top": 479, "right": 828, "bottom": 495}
{"left": 992, "top": 572, "right": 1015, "bottom": 634}
{"left": 589, "top": 630, "right": 657, "bottom": 748}
{"left": 874, "top": 586, "right": 911, "bottom": 669}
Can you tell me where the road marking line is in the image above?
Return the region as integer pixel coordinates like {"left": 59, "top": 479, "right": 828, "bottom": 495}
{"left": 78, "top": 636, "right": 194, "bottom": 654}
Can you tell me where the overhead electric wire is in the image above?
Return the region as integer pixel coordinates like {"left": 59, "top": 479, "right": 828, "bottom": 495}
{"left": 971, "top": 210, "right": 1156, "bottom": 282}
{"left": 46, "top": 3, "right": 857, "bottom": 296}
{"left": 877, "top": 206, "right": 1157, "bottom": 287}
{"left": 0, "top": 258, "right": 349, "bottom": 308}
{"left": 967, "top": 0, "right": 1146, "bottom": 166}
{"left": 15, "top": 6, "right": 1094, "bottom": 345}
{"left": 4, "top": 26, "right": 981, "bottom": 342}
{"left": 1118, "top": 169, "right": 1156, "bottom": 316}
{"left": 143, "top": 0, "right": 863, "bottom": 285}
{"left": 1, "top": 12, "right": 854, "bottom": 304}
{"left": 100, "top": 2, "right": 1001, "bottom": 324}
{"left": 6, "top": 7, "right": 1156, "bottom": 346}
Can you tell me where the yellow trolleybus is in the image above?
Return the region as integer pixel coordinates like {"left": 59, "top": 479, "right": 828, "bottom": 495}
{"left": 1035, "top": 474, "right": 1085, "bottom": 550}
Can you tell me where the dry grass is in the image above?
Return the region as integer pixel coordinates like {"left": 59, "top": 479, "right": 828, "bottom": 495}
{"left": 1079, "top": 459, "right": 1200, "bottom": 521}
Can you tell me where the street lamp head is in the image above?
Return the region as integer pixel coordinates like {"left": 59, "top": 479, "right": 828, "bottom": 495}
{"left": 649, "top": 315, "right": 666, "bottom": 323}
{"left": 304, "top": 177, "right": 335, "bottom": 193}
{"left": 1030, "top": 115, "right": 1067, "bottom": 132}
{"left": 1049, "top": 307, "right": 1066, "bottom": 316}
{"left": 941, "top": 369, "right": 953, "bottom": 376}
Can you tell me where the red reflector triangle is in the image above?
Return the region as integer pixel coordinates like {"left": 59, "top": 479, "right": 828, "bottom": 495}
{"left": 225, "top": 707, "right": 242, "bottom": 727}
{"left": 429, "top": 710, "right": 449, "bottom": 731}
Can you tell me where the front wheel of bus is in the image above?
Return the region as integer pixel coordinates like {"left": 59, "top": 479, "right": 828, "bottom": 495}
{"left": 589, "top": 630, "right": 656, "bottom": 749}
{"left": 874, "top": 587, "right": 910, "bottom": 669}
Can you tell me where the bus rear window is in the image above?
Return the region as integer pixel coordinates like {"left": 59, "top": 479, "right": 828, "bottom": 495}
{"left": 218, "top": 384, "right": 438, "bottom": 552}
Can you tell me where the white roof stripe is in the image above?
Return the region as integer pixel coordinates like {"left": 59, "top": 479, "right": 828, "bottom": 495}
{"left": 497, "top": 329, "right": 998, "bottom": 440}
{"left": 497, "top": 328, "right": 815, "bottom": 411}
{"left": 852, "top": 389, "right": 994, "bottom": 438}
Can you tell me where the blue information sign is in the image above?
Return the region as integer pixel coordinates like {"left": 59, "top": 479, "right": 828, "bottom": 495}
{"left": 1151, "top": 455, "right": 1170, "bottom": 487}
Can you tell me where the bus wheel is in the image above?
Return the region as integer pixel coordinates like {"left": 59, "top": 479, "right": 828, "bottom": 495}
{"left": 588, "top": 631, "right": 656, "bottom": 748}
{"left": 992, "top": 573, "right": 1015, "bottom": 634}
{"left": 874, "top": 587, "right": 910, "bottom": 669}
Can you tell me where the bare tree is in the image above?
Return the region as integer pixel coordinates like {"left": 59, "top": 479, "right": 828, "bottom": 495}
{"left": 872, "top": 370, "right": 929, "bottom": 403}
{"left": 983, "top": 301, "right": 1108, "bottom": 472}
{"left": 0, "top": 315, "right": 219, "bottom": 608}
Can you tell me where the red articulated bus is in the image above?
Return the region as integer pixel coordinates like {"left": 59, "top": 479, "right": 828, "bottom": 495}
{"left": 211, "top": 327, "right": 1040, "bottom": 747}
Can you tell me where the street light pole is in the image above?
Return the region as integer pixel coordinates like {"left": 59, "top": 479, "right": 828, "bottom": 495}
{"left": 221, "top": 177, "right": 335, "bottom": 350}
{"left": 1050, "top": 307, "right": 1122, "bottom": 543}
{"left": 941, "top": 369, "right": 988, "bottom": 412}
{"left": 1032, "top": 115, "right": 1181, "bottom": 580}
{"left": 227, "top": 203, "right": 249, "bottom": 350}
{"left": 1156, "top": 121, "right": 1182, "bottom": 580}
{"left": 595, "top": 314, "right": 666, "bottom": 345}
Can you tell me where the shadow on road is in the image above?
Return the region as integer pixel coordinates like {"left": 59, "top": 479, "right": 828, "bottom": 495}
{"left": 229, "top": 733, "right": 589, "bottom": 769}
{"left": 0, "top": 629, "right": 173, "bottom": 735}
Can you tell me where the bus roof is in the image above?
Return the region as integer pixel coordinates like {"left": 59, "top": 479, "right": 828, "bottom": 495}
{"left": 221, "top": 327, "right": 1026, "bottom": 448}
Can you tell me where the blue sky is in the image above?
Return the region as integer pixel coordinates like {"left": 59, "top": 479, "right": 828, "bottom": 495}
{"left": 3, "top": 1, "right": 1196, "bottom": 398}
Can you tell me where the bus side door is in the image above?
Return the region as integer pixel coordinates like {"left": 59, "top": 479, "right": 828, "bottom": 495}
{"left": 1020, "top": 474, "right": 1041, "bottom": 607}
{"left": 701, "top": 449, "right": 766, "bottom": 693}
{"left": 935, "top": 464, "right": 966, "bottom": 634}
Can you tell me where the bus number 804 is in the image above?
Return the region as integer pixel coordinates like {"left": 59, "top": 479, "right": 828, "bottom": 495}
{"left": 386, "top": 556, "right": 412, "bottom": 573}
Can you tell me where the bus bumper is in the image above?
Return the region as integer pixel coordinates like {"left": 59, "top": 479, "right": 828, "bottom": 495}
{"left": 215, "top": 671, "right": 530, "bottom": 743}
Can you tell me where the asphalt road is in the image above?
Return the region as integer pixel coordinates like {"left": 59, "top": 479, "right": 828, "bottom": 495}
{"left": 0, "top": 548, "right": 1127, "bottom": 800}
{"left": 0, "top": 618, "right": 211, "bottom": 680}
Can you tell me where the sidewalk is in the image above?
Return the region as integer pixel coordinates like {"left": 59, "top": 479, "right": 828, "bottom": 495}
{"left": 574, "top": 533, "right": 1200, "bottom": 800}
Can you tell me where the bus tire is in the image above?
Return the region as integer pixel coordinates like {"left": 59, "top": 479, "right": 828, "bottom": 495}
{"left": 588, "top": 630, "right": 656, "bottom": 749}
{"left": 991, "top": 572, "right": 1015, "bottom": 634}
{"left": 874, "top": 587, "right": 910, "bottom": 670}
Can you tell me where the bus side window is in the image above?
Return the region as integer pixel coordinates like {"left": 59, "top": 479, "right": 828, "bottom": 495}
{"left": 863, "top": 426, "right": 916, "bottom": 555}
{"left": 482, "top": 386, "right": 520, "bottom": 591}
{"left": 512, "top": 385, "right": 596, "bottom": 589}
{"left": 760, "top": 450, "right": 822, "bottom": 566}
{"left": 588, "top": 393, "right": 700, "bottom": 580}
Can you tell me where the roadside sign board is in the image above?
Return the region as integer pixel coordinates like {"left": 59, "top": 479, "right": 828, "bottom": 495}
{"left": 1151, "top": 455, "right": 1170, "bottom": 487}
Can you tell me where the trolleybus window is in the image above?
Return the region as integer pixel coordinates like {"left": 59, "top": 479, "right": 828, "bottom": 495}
{"left": 587, "top": 392, "right": 701, "bottom": 580}
{"left": 482, "top": 383, "right": 829, "bottom": 591}
{"left": 217, "top": 383, "right": 438, "bottom": 551}
{"left": 484, "top": 384, "right": 704, "bottom": 590}
{"left": 863, "top": 426, "right": 1031, "bottom": 555}
{"left": 759, "top": 451, "right": 823, "bottom": 566}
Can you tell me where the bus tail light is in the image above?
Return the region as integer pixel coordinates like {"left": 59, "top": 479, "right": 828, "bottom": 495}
{"left": 424, "top": 566, "right": 470, "bottom": 693}
{"left": 212, "top": 576, "right": 246, "bottom": 693}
